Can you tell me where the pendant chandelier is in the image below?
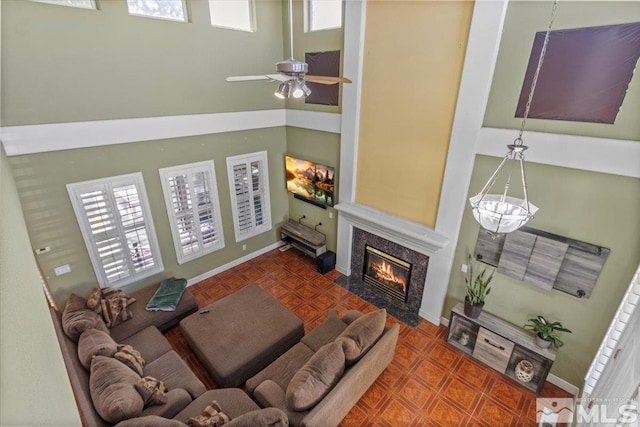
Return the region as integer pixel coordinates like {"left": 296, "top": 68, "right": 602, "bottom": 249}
{"left": 469, "top": 0, "right": 558, "bottom": 235}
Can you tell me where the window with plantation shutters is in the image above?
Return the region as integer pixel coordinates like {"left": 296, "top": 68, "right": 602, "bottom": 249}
{"left": 159, "top": 161, "right": 225, "bottom": 264}
{"left": 67, "top": 173, "right": 163, "bottom": 288}
{"left": 226, "top": 151, "right": 272, "bottom": 242}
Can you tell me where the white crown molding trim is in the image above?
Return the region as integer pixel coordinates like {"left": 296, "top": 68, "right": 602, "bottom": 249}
{"left": 1, "top": 109, "right": 287, "bottom": 156}
{"left": 186, "top": 241, "right": 284, "bottom": 287}
{"left": 477, "top": 127, "right": 640, "bottom": 179}
{"left": 285, "top": 109, "right": 341, "bottom": 134}
{"left": 0, "top": 109, "right": 343, "bottom": 157}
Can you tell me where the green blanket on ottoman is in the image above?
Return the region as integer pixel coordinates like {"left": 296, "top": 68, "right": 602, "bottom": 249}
{"left": 146, "top": 278, "right": 187, "bottom": 312}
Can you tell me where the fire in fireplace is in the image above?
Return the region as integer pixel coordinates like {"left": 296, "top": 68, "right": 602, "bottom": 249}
{"left": 363, "top": 245, "right": 412, "bottom": 303}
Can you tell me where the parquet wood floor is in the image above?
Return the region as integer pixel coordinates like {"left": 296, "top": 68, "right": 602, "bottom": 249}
{"left": 164, "top": 248, "right": 573, "bottom": 426}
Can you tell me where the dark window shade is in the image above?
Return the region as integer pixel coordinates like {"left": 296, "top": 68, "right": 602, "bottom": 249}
{"left": 516, "top": 22, "right": 640, "bottom": 124}
{"left": 305, "top": 50, "right": 341, "bottom": 106}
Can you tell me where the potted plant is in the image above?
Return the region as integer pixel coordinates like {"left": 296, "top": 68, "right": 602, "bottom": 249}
{"left": 464, "top": 254, "right": 494, "bottom": 318}
{"left": 524, "top": 315, "right": 572, "bottom": 349}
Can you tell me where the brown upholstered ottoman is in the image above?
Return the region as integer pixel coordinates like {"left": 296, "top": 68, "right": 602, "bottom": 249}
{"left": 180, "top": 284, "right": 304, "bottom": 387}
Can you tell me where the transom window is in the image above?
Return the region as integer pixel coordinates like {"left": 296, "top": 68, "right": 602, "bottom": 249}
{"left": 226, "top": 151, "right": 272, "bottom": 242}
{"left": 305, "top": 0, "right": 342, "bottom": 32}
{"left": 159, "top": 161, "right": 225, "bottom": 264}
{"left": 126, "top": 0, "right": 188, "bottom": 22}
{"left": 67, "top": 173, "right": 163, "bottom": 288}
{"left": 30, "top": 0, "right": 96, "bottom": 9}
{"left": 209, "top": 0, "right": 255, "bottom": 32}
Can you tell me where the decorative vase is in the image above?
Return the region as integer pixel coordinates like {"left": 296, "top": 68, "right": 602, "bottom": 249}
{"left": 464, "top": 299, "right": 484, "bottom": 319}
{"left": 458, "top": 331, "right": 470, "bottom": 346}
{"left": 535, "top": 334, "right": 552, "bottom": 349}
{"left": 515, "top": 360, "right": 535, "bottom": 383}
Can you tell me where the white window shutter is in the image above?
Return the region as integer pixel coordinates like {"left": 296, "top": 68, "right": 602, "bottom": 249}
{"left": 68, "top": 173, "right": 163, "bottom": 288}
{"left": 227, "top": 151, "right": 272, "bottom": 242}
{"left": 160, "top": 161, "right": 225, "bottom": 264}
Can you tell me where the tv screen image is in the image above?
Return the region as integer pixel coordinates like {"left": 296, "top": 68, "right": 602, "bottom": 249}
{"left": 285, "top": 155, "right": 335, "bottom": 207}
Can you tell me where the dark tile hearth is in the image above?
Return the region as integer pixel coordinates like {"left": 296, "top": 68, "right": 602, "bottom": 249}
{"left": 166, "top": 247, "right": 573, "bottom": 427}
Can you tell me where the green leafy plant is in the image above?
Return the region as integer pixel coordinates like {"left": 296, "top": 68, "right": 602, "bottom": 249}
{"left": 524, "top": 315, "right": 572, "bottom": 348}
{"left": 465, "top": 254, "right": 494, "bottom": 305}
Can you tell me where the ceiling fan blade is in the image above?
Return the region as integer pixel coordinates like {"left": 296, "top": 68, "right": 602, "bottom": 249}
{"left": 305, "top": 75, "right": 353, "bottom": 85}
{"left": 225, "top": 75, "right": 272, "bottom": 82}
{"left": 265, "top": 74, "right": 294, "bottom": 82}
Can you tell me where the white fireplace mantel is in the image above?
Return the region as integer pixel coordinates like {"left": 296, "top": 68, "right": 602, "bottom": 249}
{"left": 334, "top": 203, "right": 449, "bottom": 256}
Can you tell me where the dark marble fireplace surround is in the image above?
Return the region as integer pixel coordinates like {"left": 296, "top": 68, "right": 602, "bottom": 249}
{"left": 335, "top": 228, "right": 429, "bottom": 327}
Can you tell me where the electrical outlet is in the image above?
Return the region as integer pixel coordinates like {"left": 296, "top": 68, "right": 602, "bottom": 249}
{"left": 242, "top": 244, "right": 246, "bottom": 251}
{"left": 461, "top": 264, "right": 468, "bottom": 273}
{"left": 54, "top": 264, "right": 71, "bottom": 276}
{"left": 329, "top": 212, "right": 333, "bottom": 219}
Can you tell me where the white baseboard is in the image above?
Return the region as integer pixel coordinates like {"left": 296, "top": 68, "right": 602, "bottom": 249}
{"left": 438, "top": 316, "right": 578, "bottom": 396}
{"left": 186, "top": 241, "right": 284, "bottom": 287}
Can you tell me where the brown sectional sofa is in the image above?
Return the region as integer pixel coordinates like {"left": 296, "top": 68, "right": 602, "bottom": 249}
{"left": 52, "top": 280, "right": 399, "bottom": 427}
{"left": 246, "top": 309, "right": 400, "bottom": 427}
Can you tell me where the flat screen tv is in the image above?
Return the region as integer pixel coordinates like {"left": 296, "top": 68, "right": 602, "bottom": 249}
{"left": 285, "top": 155, "right": 335, "bottom": 208}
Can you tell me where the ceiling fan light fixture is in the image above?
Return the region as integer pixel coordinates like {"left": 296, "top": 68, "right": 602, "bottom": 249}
{"left": 291, "top": 79, "right": 309, "bottom": 99}
{"left": 275, "top": 81, "right": 291, "bottom": 99}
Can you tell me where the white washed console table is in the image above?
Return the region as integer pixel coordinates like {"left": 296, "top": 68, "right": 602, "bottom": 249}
{"left": 446, "top": 302, "right": 556, "bottom": 394}
{"left": 280, "top": 219, "right": 327, "bottom": 259}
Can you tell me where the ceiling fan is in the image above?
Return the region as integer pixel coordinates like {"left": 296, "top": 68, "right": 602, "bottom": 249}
{"left": 225, "top": 0, "right": 352, "bottom": 99}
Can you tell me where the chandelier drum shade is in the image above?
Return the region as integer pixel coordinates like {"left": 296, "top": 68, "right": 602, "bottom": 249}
{"left": 469, "top": 0, "right": 557, "bottom": 235}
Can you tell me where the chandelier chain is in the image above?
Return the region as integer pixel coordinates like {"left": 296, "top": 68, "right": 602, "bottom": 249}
{"left": 516, "top": 0, "right": 558, "bottom": 146}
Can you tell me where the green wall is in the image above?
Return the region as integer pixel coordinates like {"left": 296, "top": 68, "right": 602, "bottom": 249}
{"left": 285, "top": 126, "right": 340, "bottom": 252}
{"left": 445, "top": 155, "right": 640, "bottom": 388}
{"left": 0, "top": 147, "right": 81, "bottom": 426}
{"left": 10, "top": 128, "right": 289, "bottom": 308}
{"left": 483, "top": 1, "right": 640, "bottom": 141}
{"left": 1, "top": 0, "right": 284, "bottom": 125}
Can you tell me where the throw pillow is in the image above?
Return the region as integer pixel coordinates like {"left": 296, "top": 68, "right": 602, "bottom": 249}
{"left": 187, "top": 400, "right": 230, "bottom": 427}
{"left": 89, "top": 355, "right": 144, "bottom": 423}
{"left": 101, "top": 287, "right": 137, "bottom": 305}
{"left": 134, "top": 376, "right": 167, "bottom": 407}
{"left": 115, "top": 415, "right": 186, "bottom": 427}
{"left": 335, "top": 308, "right": 386, "bottom": 365}
{"left": 86, "top": 287, "right": 102, "bottom": 313}
{"left": 77, "top": 328, "right": 118, "bottom": 370}
{"left": 226, "top": 408, "right": 289, "bottom": 427}
{"left": 101, "top": 297, "right": 133, "bottom": 328}
{"left": 285, "top": 341, "right": 345, "bottom": 411}
{"left": 114, "top": 344, "right": 145, "bottom": 376}
{"left": 62, "top": 293, "right": 109, "bottom": 342}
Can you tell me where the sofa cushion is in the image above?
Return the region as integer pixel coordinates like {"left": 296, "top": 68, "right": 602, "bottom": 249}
{"left": 89, "top": 355, "right": 144, "bottom": 423}
{"left": 174, "top": 389, "right": 260, "bottom": 424}
{"left": 245, "top": 343, "right": 315, "bottom": 394}
{"left": 186, "top": 400, "right": 230, "bottom": 427}
{"left": 144, "top": 350, "right": 206, "bottom": 399}
{"left": 141, "top": 389, "right": 192, "bottom": 419}
{"left": 285, "top": 341, "right": 345, "bottom": 411}
{"left": 62, "top": 293, "right": 109, "bottom": 342}
{"left": 300, "top": 310, "right": 348, "bottom": 352}
{"left": 227, "top": 408, "right": 289, "bottom": 427}
{"left": 121, "top": 326, "right": 173, "bottom": 364}
{"left": 115, "top": 415, "right": 187, "bottom": 427}
{"left": 77, "top": 328, "right": 118, "bottom": 370}
{"left": 335, "top": 308, "right": 386, "bottom": 365}
{"left": 115, "top": 344, "right": 146, "bottom": 376}
{"left": 135, "top": 376, "right": 167, "bottom": 406}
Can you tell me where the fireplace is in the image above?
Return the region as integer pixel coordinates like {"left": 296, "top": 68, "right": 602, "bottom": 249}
{"left": 363, "top": 245, "right": 411, "bottom": 303}
{"left": 334, "top": 228, "right": 430, "bottom": 327}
